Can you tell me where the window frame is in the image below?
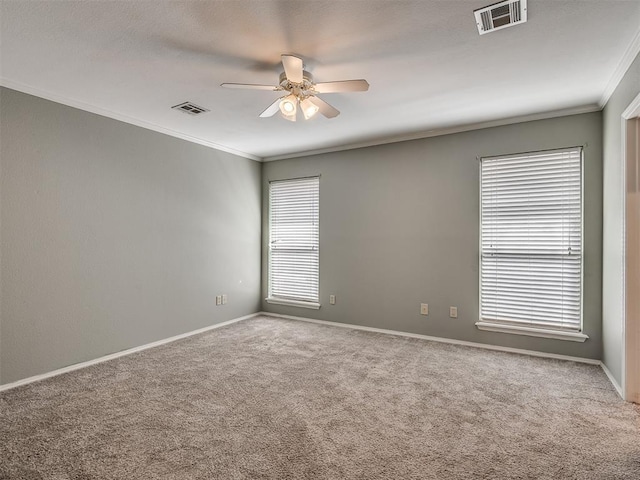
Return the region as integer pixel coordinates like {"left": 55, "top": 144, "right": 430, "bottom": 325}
{"left": 266, "top": 175, "right": 321, "bottom": 310}
{"left": 476, "top": 147, "right": 588, "bottom": 342}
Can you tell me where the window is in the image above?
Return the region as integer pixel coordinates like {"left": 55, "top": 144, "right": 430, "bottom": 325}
{"left": 267, "top": 176, "right": 320, "bottom": 309}
{"left": 478, "top": 147, "right": 588, "bottom": 341}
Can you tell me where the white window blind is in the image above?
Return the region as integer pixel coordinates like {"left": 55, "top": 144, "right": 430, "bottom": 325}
{"left": 480, "top": 147, "right": 583, "bottom": 332}
{"left": 269, "top": 176, "right": 319, "bottom": 304}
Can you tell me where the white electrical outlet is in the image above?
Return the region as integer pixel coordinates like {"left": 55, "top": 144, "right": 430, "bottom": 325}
{"left": 420, "top": 303, "right": 429, "bottom": 315}
{"left": 449, "top": 306, "right": 458, "bottom": 318}
{"left": 215, "top": 295, "right": 222, "bottom": 306}
{"left": 222, "top": 294, "right": 227, "bottom": 305}
{"left": 329, "top": 294, "right": 336, "bottom": 305}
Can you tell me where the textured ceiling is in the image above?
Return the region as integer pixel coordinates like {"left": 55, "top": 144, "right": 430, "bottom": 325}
{"left": 1, "top": 0, "right": 640, "bottom": 160}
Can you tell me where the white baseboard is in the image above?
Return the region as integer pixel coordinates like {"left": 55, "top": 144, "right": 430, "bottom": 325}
{"left": 3, "top": 311, "right": 623, "bottom": 400}
{"left": 261, "top": 312, "right": 633, "bottom": 397}
{"left": 600, "top": 361, "right": 623, "bottom": 398}
{"left": 0, "top": 313, "right": 260, "bottom": 393}
{"left": 259, "top": 311, "right": 602, "bottom": 365}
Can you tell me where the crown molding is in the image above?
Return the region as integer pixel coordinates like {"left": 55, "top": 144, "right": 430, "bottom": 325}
{"left": 600, "top": 28, "right": 640, "bottom": 108}
{"left": 0, "top": 78, "right": 262, "bottom": 162}
{"left": 0, "top": 79, "right": 605, "bottom": 164}
{"left": 263, "top": 104, "right": 602, "bottom": 162}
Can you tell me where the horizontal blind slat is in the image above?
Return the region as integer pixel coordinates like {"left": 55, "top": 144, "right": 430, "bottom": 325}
{"left": 269, "top": 177, "right": 320, "bottom": 303}
{"left": 480, "top": 148, "right": 582, "bottom": 331}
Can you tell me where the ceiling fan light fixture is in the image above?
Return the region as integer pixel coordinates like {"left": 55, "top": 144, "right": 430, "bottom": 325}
{"left": 222, "top": 54, "right": 368, "bottom": 120}
{"left": 300, "top": 97, "right": 320, "bottom": 119}
{"left": 279, "top": 95, "right": 297, "bottom": 117}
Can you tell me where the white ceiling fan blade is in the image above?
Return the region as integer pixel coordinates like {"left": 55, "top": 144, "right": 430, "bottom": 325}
{"left": 259, "top": 97, "right": 284, "bottom": 118}
{"left": 308, "top": 96, "right": 340, "bottom": 118}
{"left": 281, "top": 54, "right": 303, "bottom": 83}
{"left": 220, "top": 83, "right": 279, "bottom": 91}
{"left": 313, "top": 79, "right": 370, "bottom": 93}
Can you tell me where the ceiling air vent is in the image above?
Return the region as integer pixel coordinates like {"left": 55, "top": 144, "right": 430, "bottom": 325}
{"left": 171, "top": 102, "right": 210, "bottom": 116}
{"left": 474, "top": 0, "right": 527, "bottom": 35}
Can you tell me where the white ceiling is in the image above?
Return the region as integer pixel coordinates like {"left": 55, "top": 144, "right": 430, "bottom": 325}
{"left": 1, "top": 1, "right": 640, "bottom": 161}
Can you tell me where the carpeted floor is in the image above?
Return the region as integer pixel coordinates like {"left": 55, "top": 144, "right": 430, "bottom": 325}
{"left": 1, "top": 316, "right": 639, "bottom": 479}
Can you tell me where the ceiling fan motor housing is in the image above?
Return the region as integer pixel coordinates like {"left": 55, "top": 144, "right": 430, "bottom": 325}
{"left": 279, "top": 71, "right": 315, "bottom": 98}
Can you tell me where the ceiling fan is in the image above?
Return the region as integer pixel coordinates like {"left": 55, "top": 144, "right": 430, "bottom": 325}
{"left": 221, "top": 54, "right": 369, "bottom": 121}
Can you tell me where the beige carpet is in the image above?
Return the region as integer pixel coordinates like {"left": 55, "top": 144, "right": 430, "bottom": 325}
{"left": 1, "top": 315, "right": 639, "bottom": 479}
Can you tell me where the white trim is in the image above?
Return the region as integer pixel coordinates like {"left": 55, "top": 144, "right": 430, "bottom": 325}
{"left": 260, "top": 312, "right": 600, "bottom": 365}
{"left": 0, "top": 313, "right": 260, "bottom": 392}
{"left": 600, "top": 28, "right": 640, "bottom": 108}
{"left": 0, "top": 78, "right": 261, "bottom": 162}
{"left": 265, "top": 297, "right": 321, "bottom": 309}
{"left": 4, "top": 311, "right": 622, "bottom": 398}
{"left": 475, "top": 322, "right": 589, "bottom": 342}
{"left": 601, "top": 361, "right": 624, "bottom": 398}
{"left": 621, "top": 92, "right": 640, "bottom": 401}
{"left": 622, "top": 92, "right": 640, "bottom": 119}
{"left": 263, "top": 105, "right": 601, "bottom": 161}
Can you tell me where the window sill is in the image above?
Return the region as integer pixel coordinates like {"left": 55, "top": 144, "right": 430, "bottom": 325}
{"left": 265, "top": 298, "right": 321, "bottom": 310}
{"left": 475, "top": 321, "right": 589, "bottom": 342}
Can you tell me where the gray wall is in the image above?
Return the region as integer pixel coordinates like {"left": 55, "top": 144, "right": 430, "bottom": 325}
{"left": 0, "top": 85, "right": 612, "bottom": 385}
{"left": 262, "top": 112, "right": 603, "bottom": 360}
{"left": 602, "top": 51, "right": 640, "bottom": 385}
{"left": 0, "top": 87, "right": 262, "bottom": 385}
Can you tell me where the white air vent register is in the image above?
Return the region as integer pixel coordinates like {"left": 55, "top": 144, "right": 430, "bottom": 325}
{"left": 474, "top": 0, "right": 527, "bottom": 35}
